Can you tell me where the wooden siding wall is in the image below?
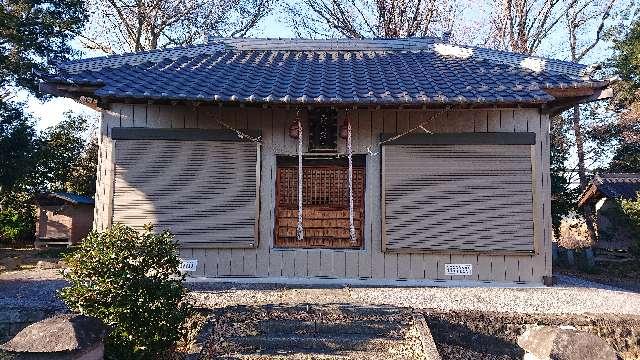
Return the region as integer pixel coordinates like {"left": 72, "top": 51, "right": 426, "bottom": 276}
{"left": 95, "top": 104, "right": 552, "bottom": 283}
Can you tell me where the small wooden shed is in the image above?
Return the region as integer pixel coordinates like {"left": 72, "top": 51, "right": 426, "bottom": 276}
{"left": 34, "top": 192, "right": 95, "bottom": 246}
{"left": 578, "top": 173, "right": 640, "bottom": 251}
{"left": 41, "top": 38, "right": 612, "bottom": 285}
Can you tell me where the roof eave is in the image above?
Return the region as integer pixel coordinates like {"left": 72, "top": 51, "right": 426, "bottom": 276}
{"left": 40, "top": 81, "right": 103, "bottom": 110}
{"left": 41, "top": 83, "right": 551, "bottom": 110}
{"left": 541, "top": 81, "right": 613, "bottom": 116}
{"left": 95, "top": 96, "right": 549, "bottom": 110}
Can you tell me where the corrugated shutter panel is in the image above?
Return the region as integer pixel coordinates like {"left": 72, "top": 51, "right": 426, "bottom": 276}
{"left": 383, "top": 144, "right": 534, "bottom": 253}
{"left": 113, "top": 140, "right": 258, "bottom": 248}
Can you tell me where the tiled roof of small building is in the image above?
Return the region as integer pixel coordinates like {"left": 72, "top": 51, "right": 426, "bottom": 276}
{"left": 592, "top": 173, "right": 640, "bottom": 199}
{"left": 43, "top": 38, "right": 607, "bottom": 106}
{"left": 578, "top": 173, "right": 640, "bottom": 206}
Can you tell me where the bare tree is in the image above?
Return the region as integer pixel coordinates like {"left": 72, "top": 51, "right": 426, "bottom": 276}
{"left": 486, "top": 0, "right": 567, "bottom": 54}
{"left": 285, "top": 0, "right": 480, "bottom": 42}
{"left": 80, "top": 0, "right": 274, "bottom": 54}
{"left": 565, "top": 0, "right": 616, "bottom": 187}
{"left": 1, "top": 88, "right": 14, "bottom": 102}
{"left": 564, "top": 0, "right": 621, "bottom": 241}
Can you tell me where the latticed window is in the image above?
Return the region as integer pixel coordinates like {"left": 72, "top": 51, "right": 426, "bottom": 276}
{"left": 275, "top": 156, "right": 365, "bottom": 249}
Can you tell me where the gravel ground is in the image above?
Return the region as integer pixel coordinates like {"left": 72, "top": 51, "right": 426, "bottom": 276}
{"left": 188, "top": 276, "right": 640, "bottom": 316}
{"left": 0, "top": 269, "right": 68, "bottom": 343}
{"left": 1, "top": 269, "right": 639, "bottom": 316}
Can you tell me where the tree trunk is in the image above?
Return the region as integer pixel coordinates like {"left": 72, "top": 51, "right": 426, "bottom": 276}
{"left": 573, "top": 105, "right": 588, "bottom": 188}
{"left": 572, "top": 105, "right": 598, "bottom": 243}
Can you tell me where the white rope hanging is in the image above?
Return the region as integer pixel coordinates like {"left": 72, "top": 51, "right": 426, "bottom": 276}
{"left": 346, "top": 116, "right": 357, "bottom": 243}
{"left": 364, "top": 107, "right": 449, "bottom": 156}
{"left": 214, "top": 118, "right": 262, "bottom": 143}
{"left": 212, "top": 106, "right": 450, "bottom": 158}
{"left": 296, "top": 112, "right": 304, "bottom": 241}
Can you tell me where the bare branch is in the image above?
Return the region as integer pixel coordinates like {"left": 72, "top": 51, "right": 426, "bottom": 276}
{"left": 487, "top": 0, "right": 565, "bottom": 54}
{"left": 81, "top": 0, "right": 275, "bottom": 54}
{"left": 287, "top": 0, "right": 469, "bottom": 40}
{"left": 574, "top": 0, "right": 616, "bottom": 61}
{"left": 74, "top": 33, "right": 116, "bottom": 54}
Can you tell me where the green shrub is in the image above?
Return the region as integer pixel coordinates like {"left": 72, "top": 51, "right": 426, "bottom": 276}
{"left": 0, "top": 204, "right": 35, "bottom": 243}
{"left": 59, "top": 224, "right": 192, "bottom": 359}
{"left": 620, "top": 193, "right": 640, "bottom": 256}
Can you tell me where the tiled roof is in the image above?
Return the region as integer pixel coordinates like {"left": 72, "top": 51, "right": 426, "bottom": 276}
{"left": 44, "top": 38, "right": 607, "bottom": 106}
{"left": 592, "top": 174, "right": 640, "bottom": 199}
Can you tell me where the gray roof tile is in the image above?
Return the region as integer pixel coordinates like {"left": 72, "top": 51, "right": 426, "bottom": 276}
{"left": 45, "top": 38, "right": 606, "bottom": 105}
{"left": 591, "top": 173, "right": 640, "bottom": 199}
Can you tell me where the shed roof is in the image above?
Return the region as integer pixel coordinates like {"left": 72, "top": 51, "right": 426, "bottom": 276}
{"left": 41, "top": 38, "right": 608, "bottom": 107}
{"left": 36, "top": 192, "right": 95, "bottom": 206}
{"left": 578, "top": 173, "right": 640, "bottom": 206}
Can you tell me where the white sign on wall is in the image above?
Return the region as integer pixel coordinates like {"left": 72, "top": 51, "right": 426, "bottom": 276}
{"left": 178, "top": 259, "right": 198, "bottom": 272}
{"left": 444, "top": 263, "right": 473, "bottom": 276}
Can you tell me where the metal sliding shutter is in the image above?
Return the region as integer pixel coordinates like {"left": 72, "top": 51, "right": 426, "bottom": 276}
{"left": 382, "top": 143, "right": 534, "bottom": 253}
{"left": 113, "top": 139, "right": 259, "bottom": 248}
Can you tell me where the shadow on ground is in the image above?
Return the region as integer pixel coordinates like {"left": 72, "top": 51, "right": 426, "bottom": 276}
{"left": 426, "top": 310, "right": 640, "bottom": 360}
{"left": 0, "top": 277, "right": 68, "bottom": 343}
{"left": 195, "top": 303, "right": 528, "bottom": 360}
{"left": 192, "top": 303, "right": 640, "bottom": 360}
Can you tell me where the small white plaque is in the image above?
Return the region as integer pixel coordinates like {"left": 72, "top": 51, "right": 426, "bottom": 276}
{"left": 178, "top": 259, "right": 198, "bottom": 272}
{"left": 444, "top": 263, "right": 472, "bottom": 276}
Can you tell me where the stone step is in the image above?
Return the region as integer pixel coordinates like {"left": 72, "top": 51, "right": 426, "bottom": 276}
{"left": 226, "top": 334, "right": 402, "bottom": 355}
{"left": 202, "top": 306, "right": 424, "bottom": 359}
{"left": 256, "top": 319, "right": 405, "bottom": 337}
{"left": 217, "top": 352, "right": 394, "bottom": 360}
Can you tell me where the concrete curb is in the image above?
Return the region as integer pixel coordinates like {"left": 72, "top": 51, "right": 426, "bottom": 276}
{"left": 185, "top": 275, "right": 546, "bottom": 288}
{"left": 413, "top": 314, "right": 441, "bottom": 360}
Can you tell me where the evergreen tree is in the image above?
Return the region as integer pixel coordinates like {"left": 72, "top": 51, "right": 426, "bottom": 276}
{"left": 1, "top": 0, "right": 87, "bottom": 93}
{"left": 608, "top": 20, "right": 640, "bottom": 173}
{"left": 0, "top": 0, "right": 87, "bottom": 242}
{"left": 550, "top": 115, "right": 580, "bottom": 236}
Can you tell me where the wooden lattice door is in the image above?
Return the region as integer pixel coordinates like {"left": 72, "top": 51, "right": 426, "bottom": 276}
{"left": 275, "top": 156, "right": 366, "bottom": 249}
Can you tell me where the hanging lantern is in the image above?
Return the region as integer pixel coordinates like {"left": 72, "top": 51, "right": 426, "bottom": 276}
{"left": 289, "top": 121, "right": 300, "bottom": 139}
{"left": 339, "top": 118, "right": 349, "bottom": 139}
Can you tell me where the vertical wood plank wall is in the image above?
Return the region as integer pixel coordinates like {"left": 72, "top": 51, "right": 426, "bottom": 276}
{"left": 95, "top": 104, "right": 552, "bottom": 284}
